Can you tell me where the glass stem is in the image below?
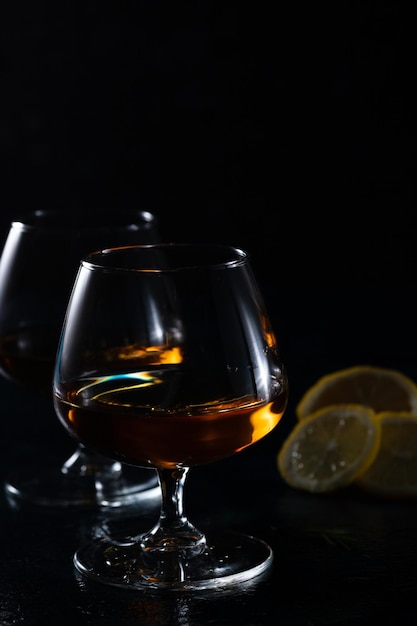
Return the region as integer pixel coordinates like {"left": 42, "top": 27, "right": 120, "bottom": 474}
{"left": 141, "top": 467, "right": 207, "bottom": 556}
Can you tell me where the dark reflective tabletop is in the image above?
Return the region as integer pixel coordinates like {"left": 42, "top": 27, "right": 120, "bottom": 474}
{"left": 2, "top": 285, "right": 417, "bottom": 625}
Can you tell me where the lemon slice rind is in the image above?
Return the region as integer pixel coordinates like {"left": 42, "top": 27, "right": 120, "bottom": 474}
{"left": 278, "top": 404, "right": 381, "bottom": 494}
{"left": 296, "top": 365, "right": 417, "bottom": 420}
{"left": 355, "top": 411, "right": 417, "bottom": 498}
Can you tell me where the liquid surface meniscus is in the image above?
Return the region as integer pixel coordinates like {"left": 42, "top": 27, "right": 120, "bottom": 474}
{"left": 54, "top": 369, "right": 287, "bottom": 469}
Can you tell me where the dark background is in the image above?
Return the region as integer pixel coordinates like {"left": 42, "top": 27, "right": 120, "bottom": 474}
{"left": 1, "top": 1, "right": 417, "bottom": 386}
{"left": 2, "top": 1, "right": 417, "bottom": 282}
{"left": 2, "top": 5, "right": 417, "bottom": 624}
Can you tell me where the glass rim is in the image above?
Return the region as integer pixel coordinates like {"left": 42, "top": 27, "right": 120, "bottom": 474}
{"left": 10, "top": 209, "right": 157, "bottom": 231}
{"left": 82, "top": 243, "right": 249, "bottom": 273}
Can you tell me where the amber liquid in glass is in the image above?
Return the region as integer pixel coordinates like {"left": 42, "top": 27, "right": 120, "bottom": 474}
{"left": 54, "top": 367, "right": 287, "bottom": 469}
{"left": 0, "top": 329, "right": 58, "bottom": 394}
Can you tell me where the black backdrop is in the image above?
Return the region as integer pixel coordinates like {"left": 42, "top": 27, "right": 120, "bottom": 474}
{"left": 2, "top": 9, "right": 417, "bottom": 623}
{"left": 1, "top": 1, "right": 417, "bottom": 286}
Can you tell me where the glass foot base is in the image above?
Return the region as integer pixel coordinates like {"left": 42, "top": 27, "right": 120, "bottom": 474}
{"left": 4, "top": 464, "right": 160, "bottom": 508}
{"left": 74, "top": 531, "right": 273, "bottom": 591}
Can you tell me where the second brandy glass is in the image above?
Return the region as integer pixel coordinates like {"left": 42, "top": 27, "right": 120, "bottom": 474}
{"left": 53, "top": 243, "right": 288, "bottom": 589}
{"left": 0, "top": 209, "right": 160, "bottom": 507}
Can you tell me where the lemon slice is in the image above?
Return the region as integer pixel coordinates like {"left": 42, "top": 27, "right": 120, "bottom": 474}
{"left": 277, "top": 404, "right": 381, "bottom": 493}
{"left": 296, "top": 365, "right": 417, "bottom": 420}
{"left": 355, "top": 411, "right": 417, "bottom": 498}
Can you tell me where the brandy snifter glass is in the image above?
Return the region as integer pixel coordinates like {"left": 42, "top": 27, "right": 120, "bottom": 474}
{"left": 0, "top": 209, "right": 160, "bottom": 507}
{"left": 53, "top": 243, "right": 288, "bottom": 589}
